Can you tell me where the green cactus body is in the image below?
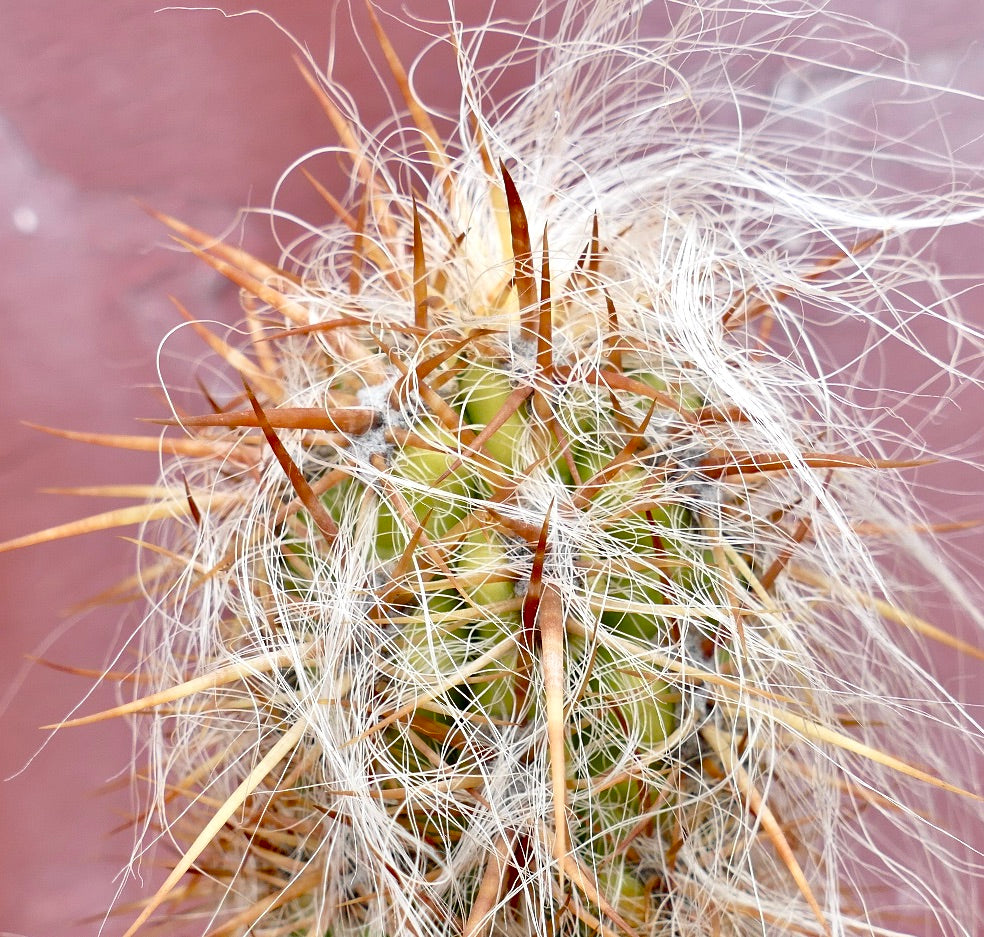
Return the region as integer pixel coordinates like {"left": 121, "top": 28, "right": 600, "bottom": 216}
{"left": 262, "top": 289, "right": 695, "bottom": 934}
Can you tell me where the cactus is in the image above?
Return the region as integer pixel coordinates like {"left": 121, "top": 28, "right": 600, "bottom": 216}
{"left": 5, "top": 2, "right": 984, "bottom": 936}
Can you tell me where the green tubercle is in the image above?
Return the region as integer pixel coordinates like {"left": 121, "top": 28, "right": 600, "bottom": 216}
{"left": 375, "top": 420, "right": 473, "bottom": 560}
{"left": 457, "top": 527, "right": 519, "bottom": 719}
{"left": 458, "top": 359, "right": 529, "bottom": 471}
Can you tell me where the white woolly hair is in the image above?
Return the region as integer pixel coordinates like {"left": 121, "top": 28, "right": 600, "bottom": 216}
{"left": 96, "top": 2, "right": 984, "bottom": 936}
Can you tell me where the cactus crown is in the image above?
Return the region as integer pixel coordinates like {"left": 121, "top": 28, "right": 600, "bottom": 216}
{"left": 6, "top": 2, "right": 984, "bottom": 936}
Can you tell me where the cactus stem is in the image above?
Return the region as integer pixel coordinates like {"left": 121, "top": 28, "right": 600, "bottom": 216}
{"left": 9, "top": 5, "right": 984, "bottom": 932}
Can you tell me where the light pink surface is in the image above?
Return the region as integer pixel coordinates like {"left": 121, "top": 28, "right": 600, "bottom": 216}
{"left": 0, "top": 2, "right": 981, "bottom": 935}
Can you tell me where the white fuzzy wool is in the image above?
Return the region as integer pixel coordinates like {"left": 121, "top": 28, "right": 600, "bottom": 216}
{"left": 97, "top": 2, "right": 984, "bottom": 936}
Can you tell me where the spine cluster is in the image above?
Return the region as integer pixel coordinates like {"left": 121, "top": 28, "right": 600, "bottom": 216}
{"left": 5, "top": 2, "right": 984, "bottom": 936}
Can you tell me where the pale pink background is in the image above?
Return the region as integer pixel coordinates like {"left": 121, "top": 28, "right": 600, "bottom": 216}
{"left": 1, "top": 2, "right": 982, "bottom": 935}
